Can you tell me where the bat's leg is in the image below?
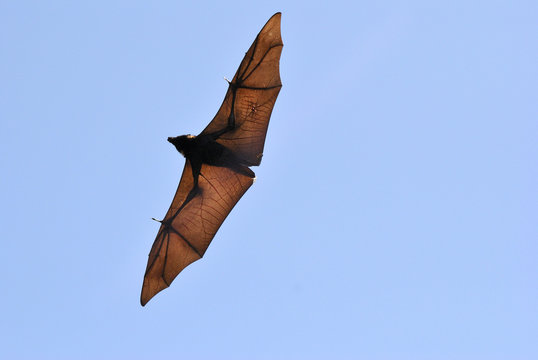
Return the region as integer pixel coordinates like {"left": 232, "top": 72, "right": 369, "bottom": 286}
{"left": 190, "top": 157, "right": 202, "bottom": 189}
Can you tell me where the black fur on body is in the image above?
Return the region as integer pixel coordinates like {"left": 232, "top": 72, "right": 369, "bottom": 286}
{"left": 168, "top": 135, "right": 255, "bottom": 185}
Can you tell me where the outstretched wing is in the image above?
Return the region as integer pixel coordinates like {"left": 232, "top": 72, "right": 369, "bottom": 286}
{"left": 200, "top": 12, "right": 283, "bottom": 166}
{"left": 141, "top": 161, "right": 254, "bottom": 306}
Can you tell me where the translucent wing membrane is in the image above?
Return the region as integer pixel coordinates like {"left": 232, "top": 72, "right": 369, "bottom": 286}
{"left": 141, "top": 13, "right": 282, "bottom": 305}
{"left": 141, "top": 162, "right": 254, "bottom": 305}
{"left": 201, "top": 13, "right": 283, "bottom": 165}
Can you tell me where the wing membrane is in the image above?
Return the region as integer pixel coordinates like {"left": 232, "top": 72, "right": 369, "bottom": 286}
{"left": 141, "top": 161, "right": 254, "bottom": 305}
{"left": 201, "top": 13, "right": 283, "bottom": 165}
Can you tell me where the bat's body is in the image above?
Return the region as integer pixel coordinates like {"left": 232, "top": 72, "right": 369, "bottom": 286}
{"left": 141, "top": 13, "right": 283, "bottom": 306}
{"left": 168, "top": 134, "right": 254, "bottom": 182}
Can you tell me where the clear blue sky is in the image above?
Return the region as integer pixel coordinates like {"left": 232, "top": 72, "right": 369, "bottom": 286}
{"left": 1, "top": 1, "right": 536, "bottom": 359}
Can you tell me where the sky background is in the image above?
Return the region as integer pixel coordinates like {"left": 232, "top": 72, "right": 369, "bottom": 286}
{"left": 1, "top": 1, "right": 536, "bottom": 359}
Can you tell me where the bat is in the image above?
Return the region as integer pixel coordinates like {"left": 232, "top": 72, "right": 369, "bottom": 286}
{"left": 140, "top": 13, "right": 283, "bottom": 306}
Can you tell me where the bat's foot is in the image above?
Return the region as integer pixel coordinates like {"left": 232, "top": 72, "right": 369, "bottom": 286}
{"left": 151, "top": 217, "right": 163, "bottom": 223}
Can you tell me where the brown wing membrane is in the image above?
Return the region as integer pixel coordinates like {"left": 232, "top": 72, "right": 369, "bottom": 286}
{"left": 141, "top": 161, "right": 254, "bottom": 305}
{"left": 201, "top": 12, "right": 283, "bottom": 166}
{"left": 141, "top": 13, "right": 282, "bottom": 306}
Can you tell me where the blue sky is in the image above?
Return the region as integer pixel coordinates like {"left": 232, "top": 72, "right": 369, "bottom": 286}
{"left": 1, "top": 1, "right": 536, "bottom": 359}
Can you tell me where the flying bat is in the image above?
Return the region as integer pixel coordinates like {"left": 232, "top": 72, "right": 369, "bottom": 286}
{"left": 141, "top": 13, "right": 283, "bottom": 306}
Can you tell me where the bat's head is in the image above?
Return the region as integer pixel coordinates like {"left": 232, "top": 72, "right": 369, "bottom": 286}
{"left": 168, "top": 135, "right": 195, "bottom": 157}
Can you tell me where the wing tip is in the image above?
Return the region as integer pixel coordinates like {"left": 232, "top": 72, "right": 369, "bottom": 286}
{"left": 264, "top": 13, "right": 282, "bottom": 34}
{"left": 140, "top": 286, "right": 156, "bottom": 307}
{"left": 140, "top": 292, "right": 150, "bottom": 306}
{"left": 140, "top": 275, "right": 171, "bottom": 306}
